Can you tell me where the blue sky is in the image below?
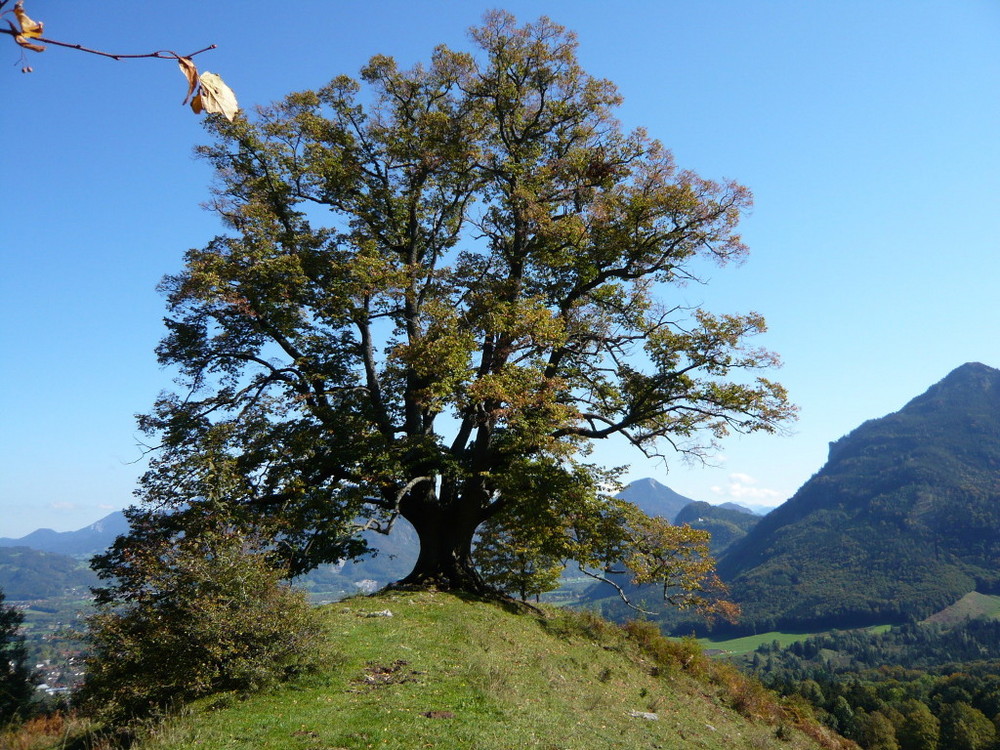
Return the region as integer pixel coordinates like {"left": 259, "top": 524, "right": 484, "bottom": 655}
{"left": 2, "top": 1, "right": 999, "bottom": 537}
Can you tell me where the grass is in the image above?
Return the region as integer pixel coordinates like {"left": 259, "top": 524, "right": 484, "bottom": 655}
{"left": 921, "top": 592, "right": 1000, "bottom": 626}
{"left": 697, "top": 630, "right": 820, "bottom": 656}
{"left": 698, "top": 624, "right": 895, "bottom": 657}
{"left": 97, "top": 591, "right": 849, "bottom": 750}
{"left": 6, "top": 591, "right": 855, "bottom": 749}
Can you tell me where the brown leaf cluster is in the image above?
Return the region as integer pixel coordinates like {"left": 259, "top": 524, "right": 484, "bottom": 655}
{"left": 179, "top": 57, "right": 239, "bottom": 121}
{"left": 9, "top": 0, "right": 44, "bottom": 52}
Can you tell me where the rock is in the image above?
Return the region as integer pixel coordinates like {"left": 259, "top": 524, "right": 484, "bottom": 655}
{"left": 628, "top": 710, "right": 659, "bottom": 720}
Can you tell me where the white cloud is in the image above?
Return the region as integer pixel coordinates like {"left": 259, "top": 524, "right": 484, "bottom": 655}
{"left": 712, "top": 473, "right": 781, "bottom": 503}
{"left": 49, "top": 501, "right": 79, "bottom": 511}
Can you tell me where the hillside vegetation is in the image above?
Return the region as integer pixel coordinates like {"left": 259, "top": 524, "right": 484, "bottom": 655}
{"left": 0, "top": 547, "right": 97, "bottom": 600}
{"left": 59, "top": 592, "right": 850, "bottom": 750}
{"left": 716, "top": 362, "right": 1000, "bottom": 634}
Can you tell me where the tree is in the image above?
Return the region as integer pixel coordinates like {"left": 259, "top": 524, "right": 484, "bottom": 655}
{"left": 474, "top": 515, "right": 564, "bottom": 602}
{"left": 108, "top": 12, "right": 793, "bottom": 599}
{"left": 82, "top": 502, "right": 321, "bottom": 723}
{"left": 938, "top": 702, "right": 995, "bottom": 750}
{"left": 856, "top": 709, "right": 900, "bottom": 750}
{"left": 0, "top": 588, "right": 37, "bottom": 725}
{"left": 897, "top": 699, "right": 939, "bottom": 750}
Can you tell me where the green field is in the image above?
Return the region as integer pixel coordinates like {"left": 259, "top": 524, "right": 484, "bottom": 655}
{"left": 921, "top": 592, "right": 1000, "bottom": 626}
{"left": 698, "top": 624, "right": 892, "bottom": 656}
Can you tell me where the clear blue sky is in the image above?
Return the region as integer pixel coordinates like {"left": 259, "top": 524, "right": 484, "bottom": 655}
{"left": 2, "top": 1, "right": 999, "bottom": 537}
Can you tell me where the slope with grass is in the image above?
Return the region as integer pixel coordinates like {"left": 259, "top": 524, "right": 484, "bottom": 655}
{"left": 106, "top": 592, "right": 851, "bottom": 750}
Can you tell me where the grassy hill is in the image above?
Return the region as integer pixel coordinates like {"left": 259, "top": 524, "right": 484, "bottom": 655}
{"left": 43, "top": 592, "right": 852, "bottom": 750}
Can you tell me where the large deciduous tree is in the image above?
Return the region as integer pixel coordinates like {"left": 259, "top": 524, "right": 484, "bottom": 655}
{"left": 109, "top": 12, "right": 793, "bottom": 600}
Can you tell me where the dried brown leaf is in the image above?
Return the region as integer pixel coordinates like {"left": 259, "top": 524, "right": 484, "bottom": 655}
{"left": 178, "top": 57, "right": 198, "bottom": 105}
{"left": 15, "top": 34, "right": 45, "bottom": 52}
{"left": 194, "top": 71, "right": 239, "bottom": 122}
{"left": 14, "top": 1, "right": 43, "bottom": 38}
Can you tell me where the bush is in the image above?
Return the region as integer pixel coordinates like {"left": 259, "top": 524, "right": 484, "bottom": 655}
{"left": 79, "top": 520, "right": 322, "bottom": 724}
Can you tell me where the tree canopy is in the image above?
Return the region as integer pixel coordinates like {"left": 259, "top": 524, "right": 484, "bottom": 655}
{"left": 104, "top": 12, "right": 793, "bottom": 601}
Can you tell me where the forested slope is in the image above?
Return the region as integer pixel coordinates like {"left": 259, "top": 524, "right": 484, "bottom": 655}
{"left": 716, "top": 362, "right": 1000, "bottom": 633}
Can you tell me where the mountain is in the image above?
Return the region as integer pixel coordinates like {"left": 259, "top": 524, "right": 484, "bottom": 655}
{"left": 718, "top": 502, "right": 758, "bottom": 515}
{"left": 717, "top": 362, "right": 1000, "bottom": 633}
{"left": 674, "top": 501, "right": 761, "bottom": 556}
{"left": 0, "top": 546, "right": 98, "bottom": 600}
{"left": 0, "top": 510, "right": 130, "bottom": 558}
{"left": 617, "top": 477, "right": 694, "bottom": 521}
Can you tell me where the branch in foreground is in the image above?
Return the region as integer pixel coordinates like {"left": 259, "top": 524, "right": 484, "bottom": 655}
{"left": 2, "top": 1, "right": 238, "bottom": 119}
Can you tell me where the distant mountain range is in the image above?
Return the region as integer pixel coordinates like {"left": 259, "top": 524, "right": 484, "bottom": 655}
{"left": 0, "top": 511, "right": 131, "bottom": 558}
{"left": 0, "top": 478, "right": 730, "bottom": 601}
{"left": 716, "top": 362, "right": 1000, "bottom": 634}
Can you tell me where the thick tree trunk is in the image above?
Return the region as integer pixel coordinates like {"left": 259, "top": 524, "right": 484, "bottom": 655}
{"left": 395, "top": 506, "right": 489, "bottom": 594}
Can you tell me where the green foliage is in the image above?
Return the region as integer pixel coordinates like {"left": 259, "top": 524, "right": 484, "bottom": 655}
{"left": 0, "top": 588, "right": 37, "bottom": 725}
{"left": 126, "top": 10, "right": 792, "bottom": 596}
{"left": 897, "top": 700, "right": 939, "bottom": 750}
{"left": 856, "top": 710, "right": 899, "bottom": 750}
{"left": 473, "top": 514, "right": 563, "bottom": 601}
{"left": 938, "top": 701, "right": 994, "bottom": 750}
{"left": 740, "top": 615, "right": 1000, "bottom": 750}
{"left": 81, "top": 512, "right": 322, "bottom": 724}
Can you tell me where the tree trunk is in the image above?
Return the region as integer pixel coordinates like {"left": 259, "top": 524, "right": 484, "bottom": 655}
{"left": 395, "top": 506, "right": 489, "bottom": 594}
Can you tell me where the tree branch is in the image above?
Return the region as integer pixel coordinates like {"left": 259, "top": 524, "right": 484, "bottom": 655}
{"left": 0, "top": 25, "right": 217, "bottom": 62}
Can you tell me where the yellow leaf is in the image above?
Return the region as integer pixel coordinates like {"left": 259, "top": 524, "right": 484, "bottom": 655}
{"left": 194, "top": 71, "right": 239, "bottom": 122}
{"left": 14, "top": 1, "right": 43, "bottom": 38}
{"left": 15, "top": 34, "right": 45, "bottom": 53}
{"left": 190, "top": 92, "right": 204, "bottom": 115}
{"left": 178, "top": 57, "right": 199, "bottom": 105}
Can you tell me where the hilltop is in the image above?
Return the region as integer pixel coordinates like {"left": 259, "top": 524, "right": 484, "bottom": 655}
{"left": 87, "top": 591, "right": 848, "bottom": 750}
{"left": 716, "top": 362, "right": 1000, "bottom": 633}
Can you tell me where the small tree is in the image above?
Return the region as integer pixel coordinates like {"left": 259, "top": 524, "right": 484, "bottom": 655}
{"left": 474, "top": 518, "right": 563, "bottom": 601}
{"left": 0, "top": 588, "right": 37, "bottom": 725}
{"left": 83, "top": 504, "right": 321, "bottom": 724}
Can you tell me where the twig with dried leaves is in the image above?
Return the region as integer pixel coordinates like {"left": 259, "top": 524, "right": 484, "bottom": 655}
{"left": 1, "top": 0, "right": 238, "bottom": 120}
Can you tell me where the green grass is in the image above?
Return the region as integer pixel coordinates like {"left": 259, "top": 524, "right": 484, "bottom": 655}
{"left": 698, "top": 624, "right": 894, "bottom": 657}
{"left": 921, "top": 592, "right": 1000, "bottom": 626}
{"left": 697, "top": 630, "right": 819, "bottom": 656}
{"left": 88, "top": 591, "right": 847, "bottom": 750}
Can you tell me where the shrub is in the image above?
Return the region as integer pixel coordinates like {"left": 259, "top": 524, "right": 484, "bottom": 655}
{"left": 79, "top": 518, "right": 322, "bottom": 724}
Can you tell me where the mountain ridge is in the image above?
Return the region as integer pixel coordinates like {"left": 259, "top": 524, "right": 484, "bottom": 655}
{"left": 716, "top": 362, "right": 1000, "bottom": 633}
